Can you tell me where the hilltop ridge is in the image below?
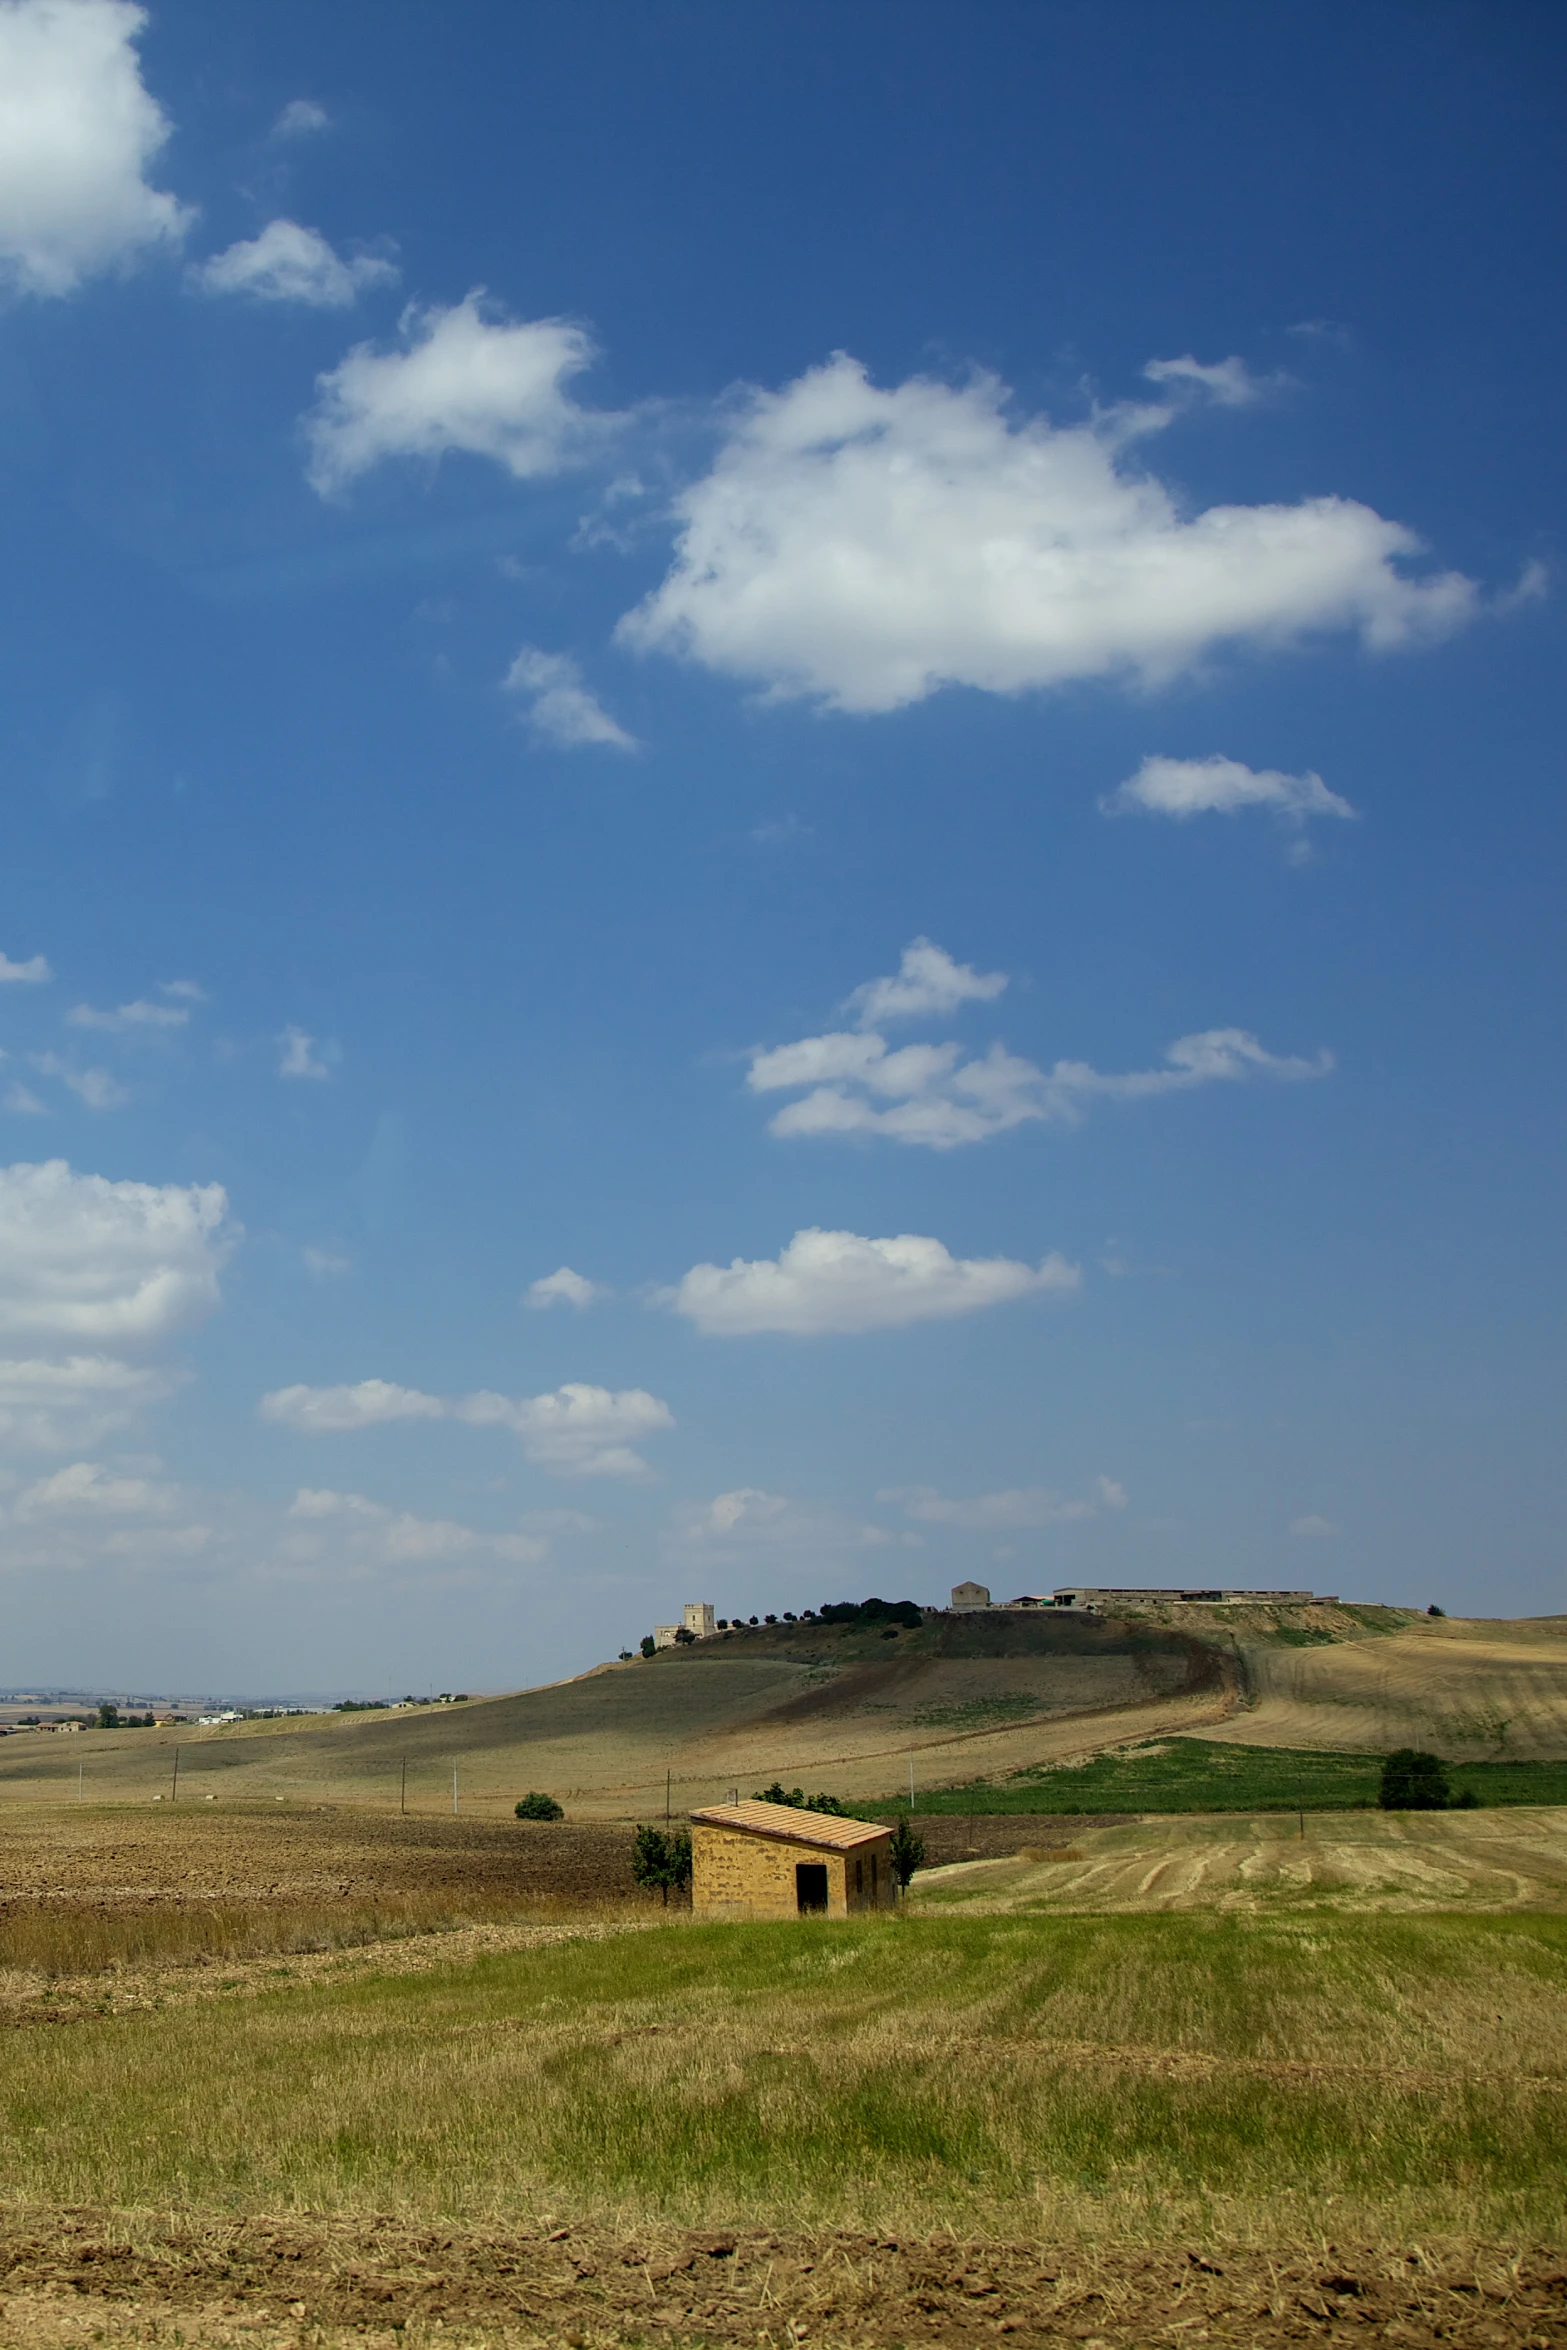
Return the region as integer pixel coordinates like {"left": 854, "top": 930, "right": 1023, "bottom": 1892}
{"left": 1, "top": 1601, "right": 1561, "bottom": 1818}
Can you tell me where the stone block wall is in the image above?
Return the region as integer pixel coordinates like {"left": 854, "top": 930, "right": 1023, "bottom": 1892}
{"left": 691, "top": 1824, "right": 896, "bottom": 1921}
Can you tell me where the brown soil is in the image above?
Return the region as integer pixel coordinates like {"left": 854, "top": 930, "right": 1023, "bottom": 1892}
{"left": 0, "top": 1806, "right": 639, "bottom": 1909}
{"left": 0, "top": 2212, "right": 1560, "bottom": 2346}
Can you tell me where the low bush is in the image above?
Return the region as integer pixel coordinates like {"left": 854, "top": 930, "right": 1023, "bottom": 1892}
{"left": 515, "top": 1792, "right": 564, "bottom": 1821}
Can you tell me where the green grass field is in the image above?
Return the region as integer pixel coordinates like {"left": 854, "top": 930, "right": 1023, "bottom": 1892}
{"left": 866, "top": 1737, "right": 1567, "bottom": 1816}
{"left": 3, "top": 1909, "right": 1563, "bottom": 2245}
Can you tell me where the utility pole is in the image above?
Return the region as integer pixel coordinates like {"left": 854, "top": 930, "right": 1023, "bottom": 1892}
{"left": 171, "top": 1747, "right": 180, "bottom": 1801}
{"left": 400, "top": 1757, "right": 407, "bottom": 1816}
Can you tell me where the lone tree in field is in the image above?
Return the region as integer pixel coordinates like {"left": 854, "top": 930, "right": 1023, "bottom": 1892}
{"left": 632, "top": 1823, "right": 692, "bottom": 1905}
{"left": 888, "top": 1815, "right": 926, "bottom": 1891}
{"left": 515, "top": 1792, "right": 564, "bottom": 1820}
{"left": 1379, "top": 1748, "right": 1451, "bottom": 1810}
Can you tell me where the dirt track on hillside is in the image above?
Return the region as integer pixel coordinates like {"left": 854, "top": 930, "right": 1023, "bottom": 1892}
{"left": 0, "top": 2212, "right": 1561, "bottom": 2347}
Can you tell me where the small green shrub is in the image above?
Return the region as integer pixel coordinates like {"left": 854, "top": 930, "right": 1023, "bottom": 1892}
{"left": 515, "top": 1792, "right": 564, "bottom": 1821}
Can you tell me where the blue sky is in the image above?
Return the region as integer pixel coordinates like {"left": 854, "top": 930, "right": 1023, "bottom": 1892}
{"left": 0, "top": 0, "right": 1562, "bottom": 1694}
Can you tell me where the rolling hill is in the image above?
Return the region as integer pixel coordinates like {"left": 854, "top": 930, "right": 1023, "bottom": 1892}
{"left": 3, "top": 1602, "right": 1563, "bottom": 1820}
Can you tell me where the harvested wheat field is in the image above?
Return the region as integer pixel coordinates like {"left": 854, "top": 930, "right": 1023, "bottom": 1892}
{"left": 0, "top": 1905, "right": 1564, "bottom": 2345}
{"left": 1210, "top": 1611, "right": 1567, "bottom": 1761}
{"left": 911, "top": 1802, "right": 1567, "bottom": 1914}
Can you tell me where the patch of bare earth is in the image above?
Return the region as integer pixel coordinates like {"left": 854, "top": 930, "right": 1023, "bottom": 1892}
{"left": 0, "top": 2215, "right": 1560, "bottom": 2346}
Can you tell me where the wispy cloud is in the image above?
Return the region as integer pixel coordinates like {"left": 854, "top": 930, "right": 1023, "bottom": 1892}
{"left": 28, "top": 1055, "right": 129, "bottom": 1110}
{"left": 0, "top": 951, "right": 52, "bottom": 985}
{"left": 1142, "top": 353, "right": 1280, "bottom": 406}
{"left": 525, "top": 1266, "right": 609, "bottom": 1311}
{"left": 67, "top": 997, "right": 189, "bottom": 1033}
{"left": 1102, "top": 754, "right": 1357, "bottom": 846}
{"left": 260, "top": 1377, "right": 674, "bottom": 1477}
{"left": 744, "top": 948, "right": 1332, "bottom": 1148}
{"left": 880, "top": 1475, "right": 1127, "bottom": 1528}
{"left": 278, "top": 1026, "right": 333, "bottom": 1081}
{"left": 270, "top": 98, "right": 330, "bottom": 141}
{"left": 503, "top": 646, "right": 636, "bottom": 751}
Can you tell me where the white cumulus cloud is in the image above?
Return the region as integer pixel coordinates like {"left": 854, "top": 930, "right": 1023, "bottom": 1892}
{"left": 503, "top": 646, "right": 636, "bottom": 750}
{"left": 1290, "top": 1513, "right": 1340, "bottom": 1538}
{"left": 192, "top": 218, "right": 397, "bottom": 307}
{"left": 0, "top": 0, "right": 191, "bottom": 296}
{"left": 453, "top": 1384, "right": 673, "bottom": 1476}
{"left": 1103, "top": 753, "right": 1357, "bottom": 832}
{"left": 260, "top": 1376, "right": 673, "bottom": 1477}
{"left": 664, "top": 1227, "right": 1079, "bottom": 1337}
{"left": 525, "top": 1266, "right": 608, "bottom": 1311}
{"left": 843, "top": 937, "right": 1006, "bottom": 1029}
{"left": 305, "top": 293, "right": 614, "bottom": 497}
{"left": 0, "top": 1160, "right": 231, "bottom": 1345}
{"left": 619, "top": 352, "right": 1477, "bottom": 713}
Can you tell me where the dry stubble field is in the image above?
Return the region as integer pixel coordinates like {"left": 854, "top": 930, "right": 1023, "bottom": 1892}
{"left": 0, "top": 1802, "right": 1563, "bottom": 2347}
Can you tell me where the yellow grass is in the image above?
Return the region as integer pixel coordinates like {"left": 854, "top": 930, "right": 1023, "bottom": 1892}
{"left": 911, "top": 1803, "right": 1567, "bottom": 1913}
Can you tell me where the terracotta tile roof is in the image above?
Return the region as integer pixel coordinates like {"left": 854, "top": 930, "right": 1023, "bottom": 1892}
{"left": 688, "top": 1799, "right": 891, "bottom": 1850}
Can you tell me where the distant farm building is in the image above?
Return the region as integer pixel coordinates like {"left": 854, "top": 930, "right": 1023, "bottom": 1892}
{"left": 654, "top": 1601, "right": 717, "bottom": 1649}
{"left": 947, "top": 1582, "right": 1334, "bottom": 1613}
{"left": 689, "top": 1800, "right": 896, "bottom": 1920}
{"left": 1048, "top": 1586, "right": 1332, "bottom": 1608}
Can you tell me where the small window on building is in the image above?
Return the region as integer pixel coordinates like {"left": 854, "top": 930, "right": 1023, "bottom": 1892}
{"left": 854, "top": 1856, "right": 863, "bottom": 1896}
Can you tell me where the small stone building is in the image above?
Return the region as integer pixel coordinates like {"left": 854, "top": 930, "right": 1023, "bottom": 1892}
{"left": 949, "top": 1580, "right": 991, "bottom": 1611}
{"left": 689, "top": 1799, "right": 897, "bottom": 1920}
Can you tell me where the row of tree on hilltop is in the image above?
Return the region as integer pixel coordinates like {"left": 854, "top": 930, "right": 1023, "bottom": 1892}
{"left": 633, "top": 1595, "right": 922, "bottom": 1657}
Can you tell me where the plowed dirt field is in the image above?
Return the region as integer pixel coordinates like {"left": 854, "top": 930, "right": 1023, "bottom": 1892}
{"left": 0, "top": 2213, "right": 1561, "bottom": 2349}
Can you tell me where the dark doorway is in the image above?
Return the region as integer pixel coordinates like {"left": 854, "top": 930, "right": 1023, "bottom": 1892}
{"left": 795, "top": 1862, "right": 829, "bottom": 1914}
